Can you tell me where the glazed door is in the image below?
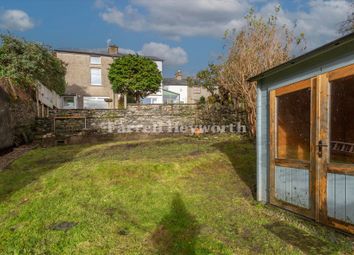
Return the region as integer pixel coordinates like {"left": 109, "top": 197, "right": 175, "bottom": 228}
{"left": 318, "top": 65, "right": 354, "bottom": 234}
{"left": 269, "top": 78, "right": 317, "bottom": 219}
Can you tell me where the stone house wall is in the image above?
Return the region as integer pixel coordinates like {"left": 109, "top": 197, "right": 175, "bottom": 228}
{"left": 56, "top": 52, "right": 118, "bottom": 109}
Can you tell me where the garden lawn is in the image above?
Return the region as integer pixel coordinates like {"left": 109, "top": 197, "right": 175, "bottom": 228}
{"left": 0, "top": 135, "right": 353, "bottom": 254}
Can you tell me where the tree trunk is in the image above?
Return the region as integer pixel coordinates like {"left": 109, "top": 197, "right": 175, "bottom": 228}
{"left": 135, "top": 93, "right": 141, "bottom": 104}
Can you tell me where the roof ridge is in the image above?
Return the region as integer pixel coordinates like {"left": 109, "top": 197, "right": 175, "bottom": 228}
{"left": 55, "top": 48, "right": 164, "bottom": 61}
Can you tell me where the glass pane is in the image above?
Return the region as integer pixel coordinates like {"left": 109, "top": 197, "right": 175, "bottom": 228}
{"left": 90, "top": 56, "right": 101, "bottom": 64}
{"left": 163, "top": 90, "right": 180, "bottom": 104}
{"left": 63, "top": 97, "right": 75, "bottom": 109}
{"left": 330, "top": 75, "right": 354, "bottom": 164}
{"left": 277, "top": 88, "right": 311, "bottom": 161}
{"left": 142, "top": 98, "right": 152, "bottom": 104}
{"left": 90, "top": 68, "right": 102, "bottom": 85}
{"left": 83, "top": 97, "right": 108, "bottom": 109}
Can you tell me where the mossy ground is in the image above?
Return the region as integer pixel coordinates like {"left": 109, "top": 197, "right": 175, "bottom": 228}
{"left": 0, "top": 135, "right": 353, "bottom": 254}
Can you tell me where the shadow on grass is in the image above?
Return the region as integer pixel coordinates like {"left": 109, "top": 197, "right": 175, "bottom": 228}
{"left": 151, "top": 193, "right": 200, "bottom": 255}
{"left": 265, "top": 222, "right": 338, "bottom": 254}
{"left": 0, "top": 146, "right": 84, "bottom": 202}
{"left": 213, "top": 139, "right": 256, "bottom": 199}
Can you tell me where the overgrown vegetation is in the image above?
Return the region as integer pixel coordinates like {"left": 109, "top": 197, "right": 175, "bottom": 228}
{"left": 189, "top": 64, "right": 242, "bottom": 127}
{"left": 0, "top": 136, "right": 352, "bottom": 254}
{"left": 108, "top": 54, "right": 162, "bottom": 104}
{"left": 0, "top": 34, "right": 67, "bottom": 97}
{"left": 190, "top": 6, "right": 305, "bottom": 138}
{"left": 218, "top": 7, "right": 305, "bottom": 138}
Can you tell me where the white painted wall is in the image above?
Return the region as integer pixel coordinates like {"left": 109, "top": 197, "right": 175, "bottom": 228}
{"left": 145, "top": 60, "right": 163, "bottom": 104}
{"left": 154, "top": 60, "right": 163, "bottom": 73}
{"left": 164, "top": 85, "right": 188, "bottom": 103}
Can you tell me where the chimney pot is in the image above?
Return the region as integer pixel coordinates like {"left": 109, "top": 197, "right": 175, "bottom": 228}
{"left": 108, "top": 44, "right": 119, "bottom": 55}
{"left": 175, "top": 70, "right": 182, "bottom": 80}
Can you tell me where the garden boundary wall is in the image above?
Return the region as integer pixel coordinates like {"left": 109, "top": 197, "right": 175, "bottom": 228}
{"left": 35, "top": 104, "right": 244, "bottom": 141}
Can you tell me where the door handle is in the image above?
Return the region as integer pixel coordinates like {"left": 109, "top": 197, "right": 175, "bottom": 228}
{"left": 317, "top": 140, "right": 328, "bottom": 158}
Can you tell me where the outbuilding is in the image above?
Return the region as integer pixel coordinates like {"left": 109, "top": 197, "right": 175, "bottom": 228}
{"left": 250, "top": 32, "right": 354, "bottom": 234}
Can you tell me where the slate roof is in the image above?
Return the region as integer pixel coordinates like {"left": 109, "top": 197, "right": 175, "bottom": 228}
{"left": 55, "top": 48, "right": 163, "bottom": 61}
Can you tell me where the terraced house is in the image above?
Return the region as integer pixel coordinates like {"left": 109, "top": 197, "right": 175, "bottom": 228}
{"left": 163, "top": 70, "right": 211, "bottom": 104}
{"left": 55, "top": 45, "right": 164, "bottom": 109}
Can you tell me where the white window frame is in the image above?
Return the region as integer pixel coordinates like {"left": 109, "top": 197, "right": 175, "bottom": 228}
{"left": 90, "top": 68, "right": 102, "bottom": 86}
{"left": 90, "top": 56, "right": 101, "bottom": 65}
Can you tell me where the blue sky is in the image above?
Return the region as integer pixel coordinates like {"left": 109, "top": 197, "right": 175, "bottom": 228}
{"left": 0, "top": 0, "right": 352, "bottom": 77}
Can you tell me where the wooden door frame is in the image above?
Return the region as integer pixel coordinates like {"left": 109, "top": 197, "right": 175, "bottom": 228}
{"left": 318, "top": 65, "right": 354, "bottom": 234}
{"left": 269, "top": 64, "right": 354, "bottom": 234}
{"left": 269, "top": 78, "right": 317, "bottom": 219}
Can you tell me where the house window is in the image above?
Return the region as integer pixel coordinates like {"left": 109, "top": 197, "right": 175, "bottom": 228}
{"left": 91, "top": 68, "right": 102, "bottom": 85}
{"left": 62, "top": 96, "right": 76, "bottom": 109}
{"left": 193, "top": 86, "right": 201, "bottom": 94}
{"left": 90, "top": 56, "right": 101, "bottom": 65}
{"left": 83, "top": 97, "right": 109, "bottom": 109}
{"left": 142, "top": 98, "right": 152, "bottom": 104}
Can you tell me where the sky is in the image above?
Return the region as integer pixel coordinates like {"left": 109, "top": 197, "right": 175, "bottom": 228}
{"left": 0, "top": 0, "right": 352, "bottom": 77}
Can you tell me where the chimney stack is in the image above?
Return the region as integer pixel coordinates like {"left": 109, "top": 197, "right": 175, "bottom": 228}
{"left": 108, "top": 44, "right": 119, "bottom": 55}
{"left": 175, "top": 70, "right": 183, "bottom": 80}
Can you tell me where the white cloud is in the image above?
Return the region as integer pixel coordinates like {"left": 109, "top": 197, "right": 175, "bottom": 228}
{"left": 98, "top": 2, "right": 146, "bottom": 32}
{"left": 119, "top": 47, "right": 136, "bottom": 54}
{"left": 293, "top": 0, "right": 352, "bottom": 49}
{"left": 97, "top": 0, "right": 352, "bottom": 49}
{"left": 140, "top": 42, "right": 188, "bottom": 66}
{"left": 97, "top": 0, "right": 249, "bottom": 39}
{"left": 259, "top": 0, "right": 352, "bottom": 50}
{"left": 0, "top": 9, "right": 34, "bottom": 31}
{"left": 88, "top": 42, "right": 188, "bottom": 66}
{"left": 100, "top": 8, "right": 125, "bottom": 27}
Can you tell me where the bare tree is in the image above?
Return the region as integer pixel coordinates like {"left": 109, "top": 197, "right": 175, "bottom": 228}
{"left": 339, "top": 4, "right": 354, "bottom": 35}
{"left": 218, "top": 7, "right": 305, "bottom": 138}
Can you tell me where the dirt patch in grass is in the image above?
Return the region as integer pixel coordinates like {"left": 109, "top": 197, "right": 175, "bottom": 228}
{"left": 49, "top": 221, "right": 77, "bottom": 231}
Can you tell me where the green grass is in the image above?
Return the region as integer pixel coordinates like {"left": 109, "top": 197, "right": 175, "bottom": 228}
{"left": 0, "top": 135, "right": 353, "bottom": 254}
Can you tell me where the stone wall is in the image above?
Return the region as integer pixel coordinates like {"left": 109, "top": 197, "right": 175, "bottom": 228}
{"left": 0, "top": 87, "right": 13, "bottom": 150}
{"left": 37, "top": 104, "right": 199, "bottom": 136}
{"left": 35, "top": 104, "right": 245, "bottom": 145}
{"left": 10, "top": 101, "right": 37, "bottom": 145}
{"left": 0, "top": 86, "right": 37, "bottom": 150}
